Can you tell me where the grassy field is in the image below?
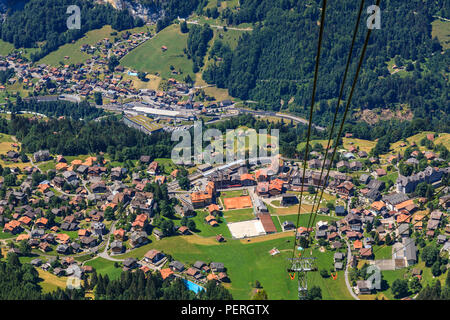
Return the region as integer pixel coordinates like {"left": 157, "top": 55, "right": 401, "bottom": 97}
{"left": 0, "top": 39, "right": 15, "bottom": 56}
{"left": 84, "top": 257, "right": 122, "bottom": 280}
{"left": 372, "top": 245, "right": 392, "bottom": 260}
{"left": 378, "top": 171, "right": 399, "bottom": 185}
{"left": 342, "top": 137, "right": 377, "bottom": 154}
{"left": 121, "top": 24, "right": 194, "bottom": 81}
{"left": 39, "top": 26, "right": 115, "bottom": 66}
{"left": 154, "top": 158, "right": 178, "bottom": 175}
{"left": 191, "top": 210, "right": 232, "bottom": 238}
{"left": 37, "top": 269, "right": 68, "bottom": 293}
{"left": 113, "top": 235, "right": 352, "bottom": 300}
{"left": 223, "top": 208, "right": 255, "bottom": 223}
{"left": 432, "top": 19, "right": 450, "bottom": 50}
{"left": 388, "top": 132, "right": 450, "bottom": 157}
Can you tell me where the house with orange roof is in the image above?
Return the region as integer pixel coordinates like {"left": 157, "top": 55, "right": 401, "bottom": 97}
{"left": 56, "top": 162, "right": 68, "bottom": 171}
{"left": 114, "top": 228, "right": 125, "bottom": 240}
{"left": 207, "top": 204, "right": 221, "bottom": 216}
{"left": 353, "top": 239, "right": 363, "bottom": 250}
{"left": 56, "top": 233, "right": 70, "bottom": 244}
{"left": 394, "top": 199, "right": 416, "bottom": 212}
{"left": 160, "top": 268, "right": 174, "bottom": 280}
{"left": 205, "top": 215, "right": 218, "bottom": 227}
{"left": 171, "top": 169, "right": 179, "bottom": 178}
{"left": 4, "top": 220, "right": 21, "bottom": 234}
{"left": 269, "top": 179, "right": 284, "bottom": 196}
{"left": 132, "top": 213, "right": 148, "bottom": 230}
{"left": 78, "top": 229, "right": 90, "bottom": 237}
{"left": 71, "top": 159, "right": 83, "bottom": 166}
{"left": 191, "top": 182, "right": 215, "bottom": 209}
{"left": 18, "top": 216, "right": 32, "bottom": 226}
{"left": 155, "top": 175, "right": 166, "bottom": 185}
{"left": 16, "top": 233, "right": 30, "bottom": 242}
{"left": 396, "top": 213, "right": 411, "bottom": 224}
{"left": 35, "top": 217, "right": 48, "bottom": 228}
{"left": 255, "top": 169, "right": 268, "bottom": 182}
{"left": 38, "top": 184, "right": 51, "bottom": 193}
{"left": 240, "top": 173, "right": 255, "bottom": 186}
{"left": 370, "top": 201, "right": 386, "bottom": 214}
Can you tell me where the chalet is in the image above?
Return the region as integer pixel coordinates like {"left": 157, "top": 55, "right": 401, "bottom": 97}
{"left": 80, "top": 236, "right": 97, "bottom": 248}
{"left": 147, "top": 161, "right": 159, "bottom": 175}
{"left": 282, "top": 220, "right": 296, "bottom": 231}
{"left": 33, "top": 150, "right": 50, "bottom": 162}
{"left": 110, "top": 240, "right": 124, "bottom": 254}
{"left": 349, "top": 161, "right": 363, "bottom": 171}
{"left": 359, "top": 174, "right": 371, "bottom": 185}
{"left": 130, "top": 231, "right": 148, "bottom": 248}
{"left": 337, "top": 181, "right": 354, "bottom": 196}
{"left": 153, "top": 229, "right": 164, "bottom": 240}
{"left": 56, "top": 244, "right": 71, "bottom": 254}
{"left": 91, "top": 182, "right": 107, "bottom": 193}
{"left": 367, "top": 179, "right": 385, "bottom": 192}
{"left": 123, "top": 258, "right": 138, "bottom": 270}
{"left": 240, "top": 173, "right": 255, "bottom": 186}
{"left": 357, "top": 280, "right": 372, "bottom": 294}
{"left": 281, "top": 194, "right": 298, "bottom": 206}
{"left": 165, "top": 260, "right": 184, "bottom": 273}
{"left": 144, "top": 249, "right": 165, "bottom": 265}
{"left": 210, "top": 262, "right": 225, "bottom": 272}
{"left": 359, "top": 247, "right": 373, "bottom": 259}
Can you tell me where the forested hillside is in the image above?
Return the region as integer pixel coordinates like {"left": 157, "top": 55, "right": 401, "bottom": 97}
{"left": 203, "top": 0, "right": 449, "bottom": 131}
{"left": 7, "top": 98, "right": 105, "bottom": 121}
{"left": 0, "top": 115, "right": 174, "bottom": 160}
{"left": 0, "top": 0, "right": 142, "bottom": 61}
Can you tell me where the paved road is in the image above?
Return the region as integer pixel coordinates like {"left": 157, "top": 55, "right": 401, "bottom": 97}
{"left": 343, "top": 237, "right": 360, "bottom": 300}
{"left": 232, "top": 107, "right": 326, "bottom": 131}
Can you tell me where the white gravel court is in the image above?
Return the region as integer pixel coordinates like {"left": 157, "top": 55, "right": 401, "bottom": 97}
{"left": 227, "top": 219, "right": 266, "bottom": 239}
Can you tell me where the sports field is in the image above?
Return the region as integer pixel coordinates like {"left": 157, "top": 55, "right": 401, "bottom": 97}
{"left": 224, "top": 196, "right": 252, "bottom": 210}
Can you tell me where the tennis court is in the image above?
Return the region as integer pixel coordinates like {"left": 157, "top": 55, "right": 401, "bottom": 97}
{"left": 224, "top": 196, "right": 253, "bottom": 210}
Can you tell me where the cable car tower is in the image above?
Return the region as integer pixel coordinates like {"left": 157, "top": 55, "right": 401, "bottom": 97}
{"left": 287, "top": 257, "right": 317, "bottom": 300}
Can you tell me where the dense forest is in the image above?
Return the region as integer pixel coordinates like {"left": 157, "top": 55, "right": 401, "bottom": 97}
{"left": 187, "top": 24, "right": 214, "bottom": 73}
{"left": 6, "top": 98, "right": 105, "bottom": 121}
{"left": 203, "top": 0, "right": 449, "bottom": 132}
{"left": 0, "top": 115, "right": 174, "bottom": 160}
{"left": 0, "top": 0, "right": 143, "bottom": 61}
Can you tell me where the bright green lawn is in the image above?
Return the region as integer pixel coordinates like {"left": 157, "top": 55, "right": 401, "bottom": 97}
{"left": 223, "top": 208, "right": 255, "bottom": 223}
{"left": 120, "top": 24, "right": 194, "bottom": 81}
{"left": 113, "top": 235, "right": 353, "bottom": 300}
{"left": 85, "top": 257, "right": 122, "bottom": 280}
{"left": 191, "top": 210, "right": 232, "bottom": 238}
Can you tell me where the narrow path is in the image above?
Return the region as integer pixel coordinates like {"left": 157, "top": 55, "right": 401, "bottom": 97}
{"left": 343, "top": 237, "right": 359, "bottom": 300}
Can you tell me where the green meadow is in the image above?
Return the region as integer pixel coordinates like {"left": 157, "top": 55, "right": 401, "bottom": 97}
{"left": 120, "top": 24, "right": 194, "bottom": 81}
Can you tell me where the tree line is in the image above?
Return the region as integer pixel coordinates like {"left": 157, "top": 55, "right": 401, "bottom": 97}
{"left": 0, "top": 114, "right": 174, "bottom": 160}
